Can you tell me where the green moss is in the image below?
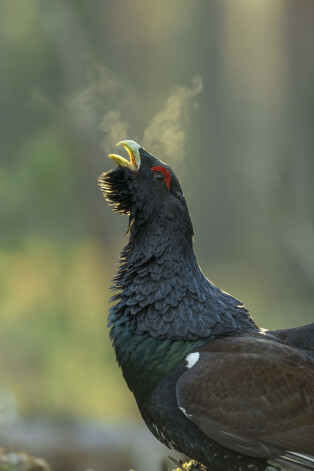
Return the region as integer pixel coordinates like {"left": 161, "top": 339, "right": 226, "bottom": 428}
{"left": 172, "top": 460, "right": 208, "bottom": 471}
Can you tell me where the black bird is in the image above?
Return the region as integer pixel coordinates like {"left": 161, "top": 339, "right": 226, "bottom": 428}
{"left": 99, "top": 140, "right": 314, "bottom": 471}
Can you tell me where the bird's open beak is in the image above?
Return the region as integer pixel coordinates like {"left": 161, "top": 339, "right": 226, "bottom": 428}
{"left": 109, "top": 140, "right": 141, "bottom": 170}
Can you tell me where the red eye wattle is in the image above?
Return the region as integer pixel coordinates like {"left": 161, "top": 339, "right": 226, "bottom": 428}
{"left": 151, "top": 166, "right": 171, "bottom": 189}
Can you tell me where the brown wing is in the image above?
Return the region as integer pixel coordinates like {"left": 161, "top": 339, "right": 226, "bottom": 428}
{"left": 176, "top": 335, "right": 314, "bottom": 459}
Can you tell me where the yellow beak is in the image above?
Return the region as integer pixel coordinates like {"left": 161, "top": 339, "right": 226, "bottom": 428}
{"left": 109, "top": 140, "right": 141, "bottom": 170}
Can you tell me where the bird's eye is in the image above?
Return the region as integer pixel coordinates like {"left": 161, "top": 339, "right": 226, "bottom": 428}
{"left": 154, "top": 172, "right": 165, "bottom": 183}
{"left": 151, "top": 166, "right": 171, "bottom": 189}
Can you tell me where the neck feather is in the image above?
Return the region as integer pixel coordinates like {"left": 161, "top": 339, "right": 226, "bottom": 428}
{"left": 109, "top": 216, "right": 259, "bottom": 340}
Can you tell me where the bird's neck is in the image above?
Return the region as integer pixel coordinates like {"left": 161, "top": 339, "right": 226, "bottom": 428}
{"left": 109, "top": 216, "right": 259, "bottom": 340}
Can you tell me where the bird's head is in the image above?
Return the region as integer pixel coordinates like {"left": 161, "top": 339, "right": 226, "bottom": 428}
{"left": 99, "top": 140, "right": 193, "bottom": 234}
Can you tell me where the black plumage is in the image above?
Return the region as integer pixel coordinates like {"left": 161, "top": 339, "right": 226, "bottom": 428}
{"left": 99, "top": 140, "right": 314, "bottom": 471}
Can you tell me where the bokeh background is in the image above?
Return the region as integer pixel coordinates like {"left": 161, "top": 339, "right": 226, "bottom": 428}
{"left": 1, "top": 1, "right": 313, "bottom": 470}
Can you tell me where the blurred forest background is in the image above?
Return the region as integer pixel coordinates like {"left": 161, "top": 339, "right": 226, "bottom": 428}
{"left": 1, "top": 0, "right": 313, "bottom": 470}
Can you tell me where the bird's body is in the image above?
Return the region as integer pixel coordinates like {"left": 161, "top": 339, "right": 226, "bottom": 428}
{"left": 99, "top": 141, "right": 314, "bottom": 471}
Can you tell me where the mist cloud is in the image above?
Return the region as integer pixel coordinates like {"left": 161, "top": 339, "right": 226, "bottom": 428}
{"left": 142, "top": 75, "right": 203, "bottom": 163}
{"left": 99, "top": 110, "right": 130, "bottom": 152}
{"left": 96, "top": 71, "right": 203, "bottom": 164}
{"left": 33, "top": 64, "right": 203, "bottom": 165}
